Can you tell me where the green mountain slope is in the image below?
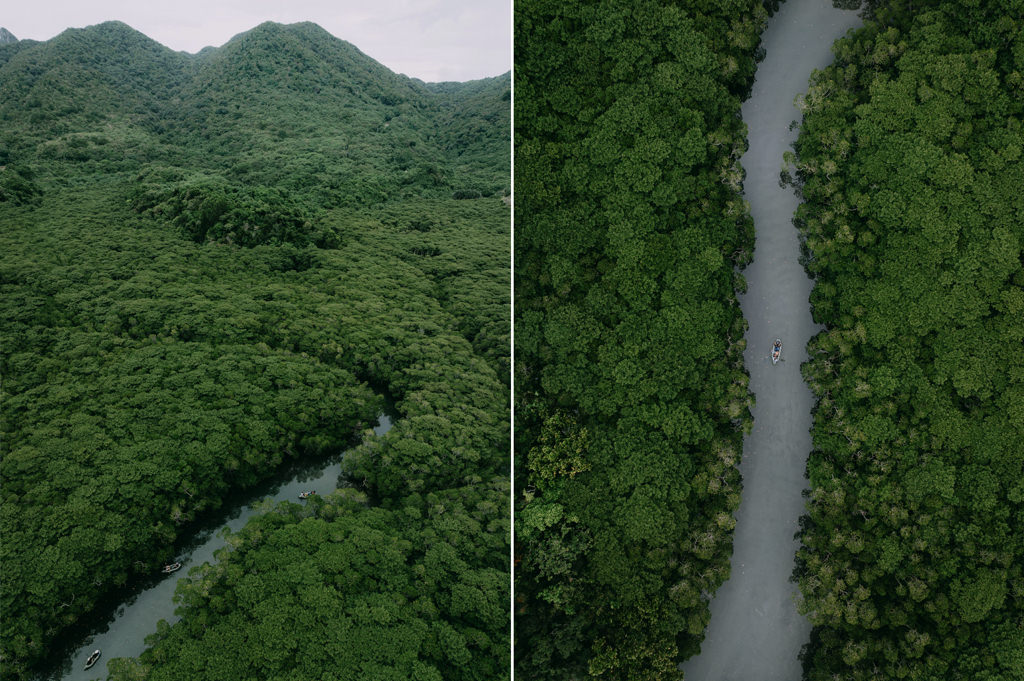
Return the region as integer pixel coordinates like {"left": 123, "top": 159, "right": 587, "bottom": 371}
{"left": 164, "top": 22, "right": 447, "bottom": 204}
{"left": 0, "top": 20, "right": 509, "bottom": 681}
{"left": 0, "top": 21, "right": 509, "bottom": 201}
{"left": 427, "top": 74, "right": 512, "bottom": 195}
{"left": 0, "top": 22, "right": 189, "bottom": 152}
{"left": 0, "top": 28, "right": 30, "bottom": 66}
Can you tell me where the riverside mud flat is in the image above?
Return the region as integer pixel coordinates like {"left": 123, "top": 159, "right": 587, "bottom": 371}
{"left": 680, "top": 1, "right": 863, "bottom": 679}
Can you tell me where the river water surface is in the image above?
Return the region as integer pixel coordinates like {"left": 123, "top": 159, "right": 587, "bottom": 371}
{"left": 680, "top": 1, "right": 862, "bottom": 679}
{"left": 40, "top": 413, "right": 394, "bottom": 681}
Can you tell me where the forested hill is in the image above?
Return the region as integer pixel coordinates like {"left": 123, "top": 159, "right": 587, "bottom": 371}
{"left": 790, "top": 0, "right": 1024, "bottom": 679}
{"left": 1, "top": 20, "right": 509, "bottom": 681}
{"left": 425, "top": 76, "right": 513, "bottom": 197}
{"left": 0, "top": 20, "right": 510, "bottom": 200}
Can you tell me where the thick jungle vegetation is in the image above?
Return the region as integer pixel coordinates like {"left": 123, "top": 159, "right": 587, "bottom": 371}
{"left": 0, "top": 20, "right": 509, "bottom": 680}
{"left": 789, "top": 1, "right": 1024, "bottom": 679}
{"left": 515, "top": 1, "right": 776, "bottom": 678}
{"left": 107, "top": 481, "right": 509, "bottom": 681}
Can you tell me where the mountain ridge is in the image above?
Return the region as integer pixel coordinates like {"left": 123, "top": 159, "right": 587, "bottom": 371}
{"left": 0, "top": 20, "right": 509, "bottom": 202}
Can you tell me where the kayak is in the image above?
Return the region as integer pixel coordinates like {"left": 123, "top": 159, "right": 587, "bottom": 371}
{"left": 771, "top": 338, "right": 782, "bottom": 365}
{"left": 162, "top": 562, "right": 182, "bottom": 574}
{"left": 299, "top": 491, "right": 316, "bottom": 500}
{"left": 84, "top": 649, "right": 101, "bottom": 670}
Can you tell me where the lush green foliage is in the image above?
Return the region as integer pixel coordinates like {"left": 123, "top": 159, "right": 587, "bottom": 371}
{"left": 0, "top": 163, "right": 42, "bottom": 205}
{"left": 790, "top": 2, "right": 1024, "bottom": 678}
{"left": 107, "top": 482, "right": 509, "bottom": 681}
{"left": 426, "top": 76, "right": 513, "bottom": 198}
{"left": 130, "top": 171, "right": 333, "bottom": 248}
{"left": 514, "top": 1, "right": 769, "bottom": 678}
{"left": 365, "top": 198, "right": 512, "bottom": 385}
{"left": 0, "top": 21, "right": 508, "bottom": 680}
{"left": 0, "top": 21, "right": 510, "bottom": 201}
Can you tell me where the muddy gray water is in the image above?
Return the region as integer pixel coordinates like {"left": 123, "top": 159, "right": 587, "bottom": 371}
{"left": 42, "top": 413, "right": 393, "bottom": 681}
{"left": 680, "top": 2, "right": 863, "bottom": 680}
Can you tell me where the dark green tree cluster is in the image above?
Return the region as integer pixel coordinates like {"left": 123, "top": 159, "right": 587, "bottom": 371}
{"left": 790, "top": 2, "right": 1024, "bottom": 678}
{"left": 130, "top": 170, "right": 336, "bottom": 248}
{"left": 0, "top": 164, "right": 42, "bottom": 205}
{"left": 0, "top": 20, "right": 508, "bottom": 681}
{"left": 515, "top": 1, "right": 769, "bottom": 678}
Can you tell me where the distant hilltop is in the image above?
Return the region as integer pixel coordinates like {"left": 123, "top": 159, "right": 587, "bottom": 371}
{"left": 0, "top": 27, "right": 17, "bottom": 44}
{"left": 0, "top": 19, "right": 510, "bottom": 204}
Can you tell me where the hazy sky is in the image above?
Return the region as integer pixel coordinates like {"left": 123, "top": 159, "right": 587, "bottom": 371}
{"left": 2, "top": 0, "right": 510, "bottom": 82}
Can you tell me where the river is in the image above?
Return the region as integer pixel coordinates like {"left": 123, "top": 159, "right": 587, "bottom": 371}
{"left": 680, "top": 1, "right": 862, "bottom": 679}
{"left": 37, "top": 413, "right": 394, "bottom": 681}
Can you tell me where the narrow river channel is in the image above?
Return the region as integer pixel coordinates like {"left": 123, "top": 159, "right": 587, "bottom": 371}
{"left": 680, "top": 1, "right": 862, "bottom": 679}
{"left": 39, "top": 413, "right": 394, "bottom": 681}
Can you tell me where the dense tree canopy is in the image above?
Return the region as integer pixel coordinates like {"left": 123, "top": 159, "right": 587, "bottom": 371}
{"left": 107, "top": 482, "right": 509, "bottom": 681}
{"left": 0, "top": 20, "right": 509, "bottom": 681}
{"left": 789, "top": 1, "right": 1024, "bottom": 679}
{"left": 515, "top": 1, "right": 773, "bottom": 678}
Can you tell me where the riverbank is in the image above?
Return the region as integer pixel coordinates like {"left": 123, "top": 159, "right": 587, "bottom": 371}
{"left": 38, "top": 413, "right": 393, "bottom": 681}
{"left": 680, "top": 1, "right": 863, "bottom": 679}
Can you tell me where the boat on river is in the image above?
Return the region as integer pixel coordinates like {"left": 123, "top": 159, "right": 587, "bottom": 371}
{"left": 161, "top": 562, "right": 182, "bottom": 574}
{"left": 299, "top": 491, "right": 316, "bottom": 500}
{"left": 84, "top": 649, "right": 101, "bottom": 670}
{"left": 772, "top": 338, "right": 782, "bottom": 365}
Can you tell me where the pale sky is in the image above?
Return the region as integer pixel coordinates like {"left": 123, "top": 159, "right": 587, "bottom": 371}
{"left": 1, "top": 0, "right": 511, "bottom": 82}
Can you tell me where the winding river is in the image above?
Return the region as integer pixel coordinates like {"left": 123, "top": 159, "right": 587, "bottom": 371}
{"left": 38, "top": 412, "right": 394, "bottom": 681}
{"left": 680, "top": 1, "right": 862, "bottom": 679}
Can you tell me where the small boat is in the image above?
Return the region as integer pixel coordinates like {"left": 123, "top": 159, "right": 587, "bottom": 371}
{"left": 161, "top": 562, "right": 182, "bottom": 574}
{"left": 84, "top": 649, "right": 101, "bottom": 670}
{"left": 771, "top": 338, "right": 782, "bottom": 364}
{"left": 298, "top": 491, "right": 316, "bottom": 500}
